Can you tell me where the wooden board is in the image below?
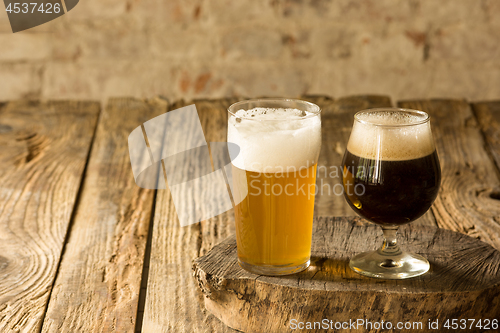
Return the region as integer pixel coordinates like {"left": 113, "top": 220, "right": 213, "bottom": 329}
{"left": 472, "top": 101, "right": 500, "bottom": 174}
{"left": 300, "top": 95, "right": 334, "bottom": 114}
{"left": 193, "top": 216, "right": 500, "bottom": 333}
{"left": 142, "top": 98, "right": 239, "bottom": 333}
{"left": 398, "top": 100, "right": 500, "bottom": 249}
{"left": 0, "top": 101, "right": 99, "bottom": 332}
{"left": 40, "top": 98, "right": 167, "bottom": 332}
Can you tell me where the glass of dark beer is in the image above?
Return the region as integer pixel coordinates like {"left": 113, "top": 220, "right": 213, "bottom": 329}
{"left": 342, "top": 108, "right": 441, "bottom": 279}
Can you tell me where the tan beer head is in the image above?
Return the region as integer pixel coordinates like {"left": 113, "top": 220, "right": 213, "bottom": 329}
{"left": 347, "top": 109, "right": 436, "bottom": 161}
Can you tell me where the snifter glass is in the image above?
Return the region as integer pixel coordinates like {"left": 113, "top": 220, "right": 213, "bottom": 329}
{"left": 342, "top": 108, "right": 441, "bottom": 279}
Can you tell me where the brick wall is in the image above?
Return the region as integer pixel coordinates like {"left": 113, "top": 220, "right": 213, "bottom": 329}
{"left": 1, "top": 0, "right": 499, "bottom": 103}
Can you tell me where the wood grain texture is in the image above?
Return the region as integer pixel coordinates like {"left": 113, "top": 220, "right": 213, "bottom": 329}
{"left": 325, "top": 95, "right": 392, "bottom": 115}
{"left": 0, "top": 101, "right": 99, "bottom": 332}
{"left": 142, "top": 98, "right": 239, "bottom": 333}
{"left": 472, "top": 101, "right": 500, "bottom": 174}
{"left": 300, "top": 95, "right": 334, "bottom": 114}
{"left": 194, "top": 217, "right": 500, "bottom": 333}
{"left": 40, "top": 98, "right": 166, "bottom": 332}
{"left": 398, "top": 99, "right": 500, "bottom": 248}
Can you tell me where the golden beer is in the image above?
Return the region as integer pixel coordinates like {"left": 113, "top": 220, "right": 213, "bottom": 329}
{"left": 227, "top": 99, "right": 321, "bottom": 275}
{"left": 232, "top": 164, "right": 317, "bottom": 267}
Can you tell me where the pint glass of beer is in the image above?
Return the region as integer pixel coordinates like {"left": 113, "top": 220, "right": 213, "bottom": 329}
{"left": 342, "top": 108, "right": 441, "bottom": 279}
{"left": 227, "top": 99, "right": 321, "bottom": 276}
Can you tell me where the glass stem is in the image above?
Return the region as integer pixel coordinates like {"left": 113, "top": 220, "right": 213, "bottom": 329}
{"left": 378, "top": 226, "right": 402, "bottom": 256}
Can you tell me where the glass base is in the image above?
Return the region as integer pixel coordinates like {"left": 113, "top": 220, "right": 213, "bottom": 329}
{"left": 349, "top": 250, "right": 430, "bottom": 279}
{"left": 238, "top": 259, "right": 310, "bottom": 276}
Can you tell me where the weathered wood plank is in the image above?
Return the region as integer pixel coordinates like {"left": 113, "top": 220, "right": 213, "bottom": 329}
{"left": 40, "top": 98, "right": 166, "bottom": 332}
{"left": 194, "top": 216, "right": 500, "bottom": 333}
{"left": 0, "top": 100, "right": 99, "bottom": 332}
{"left": 326, "top": 94, "right": 393, "bottom": 115}
{"left": 398, "top": 99, "right": 500, "bottom": 248}
{"left": 142, "top": 99, "right": 238, "bottom": 333}
{"left": 300, "top": 95, "right": 334, "bottom": 114}
{"left": 472, "top": 101, "right": 500, "bottom": 174}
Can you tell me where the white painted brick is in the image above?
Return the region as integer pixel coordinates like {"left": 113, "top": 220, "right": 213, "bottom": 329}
{"left": 50, "top": 17, "right": 150, "bottom": 60}
{"left": 429, "top": 24, "right": 500, "bottom": 62}
{"left": 149, "top": 26, "right": 216, "bottom": 60}
{"left": 0, "top": 33, "right": 51, "bottom": 61}
{"left": 0, "top": 9, "right": 12, "bottom": 33}
{"left": 42, "top": 60, "right": 177, "bottom": 102}
{"left": 220, "top": 27, "right": 283, "bottom": 60}
{"left": 0, "top": 0, "right": 498, "bottom": 104}
{"left": 0, "top": 63, "right": 41, "bottom": 100}
{"left": 64, "top": 0, "right": 127, "bottom": 20}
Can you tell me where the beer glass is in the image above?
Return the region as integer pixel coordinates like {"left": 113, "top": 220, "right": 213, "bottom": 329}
{"left": 342, "top": 108, "right": 441, "bottom": 279}
{"left": 227, "top": 99, "right": 321, "bottom": 276}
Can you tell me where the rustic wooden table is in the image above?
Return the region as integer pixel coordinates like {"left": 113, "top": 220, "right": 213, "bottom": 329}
{"left": 1, "top": 95, "right": 500, "bottom": 332}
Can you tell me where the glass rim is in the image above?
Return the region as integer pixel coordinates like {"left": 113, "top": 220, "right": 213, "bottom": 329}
{"left": 227, "top": 98, "right": 321, "bottom": 121}
{"left": 354, "top": 107, "right": 430, "bottom": 127}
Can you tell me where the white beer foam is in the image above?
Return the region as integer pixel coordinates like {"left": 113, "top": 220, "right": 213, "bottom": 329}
{"left": 228, "top": 107, "right": 321, "bottom": 173}
{"left": 347, "top": 111, "right": 436, "bottom": 161}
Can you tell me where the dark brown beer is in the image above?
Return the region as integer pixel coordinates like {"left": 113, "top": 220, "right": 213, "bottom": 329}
{"left": 342, "top": 150, "right": 441, "bottom": 226}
